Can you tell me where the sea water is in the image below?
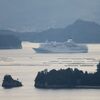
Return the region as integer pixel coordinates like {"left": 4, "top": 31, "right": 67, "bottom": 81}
{"left": 0, "top": 42, "right": 100, "bottom": 100}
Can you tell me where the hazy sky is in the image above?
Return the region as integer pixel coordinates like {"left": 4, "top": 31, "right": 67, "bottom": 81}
{"left": 0, "top": 0, "right": 100, "bottom": 31}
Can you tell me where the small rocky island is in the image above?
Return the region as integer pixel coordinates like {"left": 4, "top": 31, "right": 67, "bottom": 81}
{"left": 0, "top": 34, "right": 22, "bottom": 49}
{"left": 34, "top": 62, "right": 100, "bottom": 89}
{"left": 2, "top": 75, "right": 23, "bottom": 89}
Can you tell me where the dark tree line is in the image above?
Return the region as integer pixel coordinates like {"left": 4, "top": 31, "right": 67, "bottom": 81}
{"left": 34, "top": 62, "right": 100, "bottom": 88}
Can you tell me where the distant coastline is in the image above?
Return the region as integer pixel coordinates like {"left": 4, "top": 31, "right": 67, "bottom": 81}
{"left": 0, "top": 34, "right": 22, "bottom": 49}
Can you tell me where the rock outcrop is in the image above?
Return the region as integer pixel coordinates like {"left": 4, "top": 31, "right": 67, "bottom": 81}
{"left": 2, "top": 75, "right": 22, "bottom": 89}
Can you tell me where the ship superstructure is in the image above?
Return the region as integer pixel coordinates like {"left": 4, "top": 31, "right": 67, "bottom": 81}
{"left": 33, "top": 39, "right": 88, "bottom": 53}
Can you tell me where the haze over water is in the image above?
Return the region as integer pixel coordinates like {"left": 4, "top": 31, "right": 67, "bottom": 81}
{"left": 0, "top": 42, "right": 100, "bottom": 100}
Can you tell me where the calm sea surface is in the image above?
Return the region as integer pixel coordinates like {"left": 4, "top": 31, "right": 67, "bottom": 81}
{"left": 0, "top": 42, "right": 100, "bottom": 100}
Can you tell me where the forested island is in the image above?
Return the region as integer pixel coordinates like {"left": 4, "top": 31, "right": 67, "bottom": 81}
{"left": 0, "top": 34, "right": 22, "bottom": 49}
{"left": 34, "top": 62, "right": 100, "bottom": 89}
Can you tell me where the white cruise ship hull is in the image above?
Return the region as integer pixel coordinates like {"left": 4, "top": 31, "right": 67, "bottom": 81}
{"left": 33, "top": 46, "right": 88, "bottom": 53}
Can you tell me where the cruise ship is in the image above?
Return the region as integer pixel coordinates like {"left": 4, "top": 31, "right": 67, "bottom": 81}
{"left": 33, "top": 39, "right": 88, "bottom": 53}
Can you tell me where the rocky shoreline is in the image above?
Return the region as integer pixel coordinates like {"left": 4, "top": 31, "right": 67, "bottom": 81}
{"left": 35, "top": 85, "right": 100, "bottom": 89}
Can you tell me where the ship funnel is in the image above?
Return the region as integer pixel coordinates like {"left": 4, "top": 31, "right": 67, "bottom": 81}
{"left": 67, "top": 39, "right": 73, "bottom": 43}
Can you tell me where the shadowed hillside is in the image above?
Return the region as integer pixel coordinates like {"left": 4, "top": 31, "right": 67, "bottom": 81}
{"left": 0, "top": 34, "right": 22, "bottom": 49}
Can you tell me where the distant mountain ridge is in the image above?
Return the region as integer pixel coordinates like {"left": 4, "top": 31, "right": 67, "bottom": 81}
{"left": 0, "top": 19, "right": 100, "bottom": 43}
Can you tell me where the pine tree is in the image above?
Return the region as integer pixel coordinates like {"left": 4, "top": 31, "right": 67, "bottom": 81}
{"left": 97, "top": 62, "right": 100, "bottom": 73}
